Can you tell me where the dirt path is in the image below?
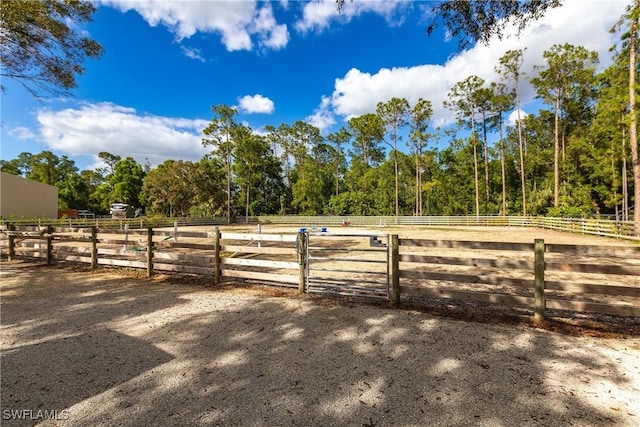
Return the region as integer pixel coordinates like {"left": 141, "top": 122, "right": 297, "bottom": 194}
{"left": 1, "top": 261, "right": 639, "bottom": 426}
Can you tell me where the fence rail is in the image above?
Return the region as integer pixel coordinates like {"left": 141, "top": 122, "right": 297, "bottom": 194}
{"left": 0, "top": 226, "right": 300, "bottom": 287}
{"left": 258, "top": 216, "right": 639, "bottom": 241}
{"left": 0, "top": 217, "right": 227, "bottom": 230}
{"left": 2, "top": 215, "right": 639, "bottom": 240}
{"left": 2, "top": 224, "right": 639, "bottom": 321}
{"left": 393, "top": 237, "right": 640, "bottom": 318}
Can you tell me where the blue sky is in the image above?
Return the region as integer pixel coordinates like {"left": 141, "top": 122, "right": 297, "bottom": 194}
{"left": 0, "top": 0, "right": 630, "bottom": 171}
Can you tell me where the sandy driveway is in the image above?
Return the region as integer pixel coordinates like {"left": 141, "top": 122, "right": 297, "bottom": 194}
{"left": 1, "top": 261, "right": 639, "bottom": 426}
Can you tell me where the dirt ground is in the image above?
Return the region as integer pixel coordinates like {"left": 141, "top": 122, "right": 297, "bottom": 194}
{"left": 2, "top": 255, "right": 640, "bottom": 426}
{"left": 240, "top": 224, "right": 639, "bottom": 245}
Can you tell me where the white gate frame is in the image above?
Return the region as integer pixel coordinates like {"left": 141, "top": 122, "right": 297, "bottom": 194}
{"left": 305, "top": 231, "right": 390, "bottom": 300}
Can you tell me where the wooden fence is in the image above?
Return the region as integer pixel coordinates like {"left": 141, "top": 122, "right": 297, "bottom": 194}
{"left": 1, "top": 225, "right": 302, "bottom": 289}
{"left": 390, "top": 237, "right": 640, "bottom": 319}
{"left": 0, "top": 217, "right": 227, "bottom": 230}
{"left": 2, "top": 225, "right": 639, "bottom": 320}
{"left": 3, "top": 215, "right": 638, "bottom": 240}
{"left": 259, "top": 215, "right": 640, "bottom": 240}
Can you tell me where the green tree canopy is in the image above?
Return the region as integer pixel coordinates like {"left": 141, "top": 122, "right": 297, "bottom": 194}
{"left": 377, "top": 97, "right": 410, "bottom": 218}
{"left": 337, "top": 0, "right": 562, "bottom": 48}
{"left": 0, "top": 0, "right": 104, "bottom": 97}
{"left": 94, "top": 156, "right": 145, "bottom": 212}
{"left": 233, "top": 127, "right": 284, "bottom": 218}
{"left": 531, "top": 43, "right": 599, "bottom": 208}
{"left": 410, "top": 98, "right": 435, "bottom": 216}
{"left": 348, "top": 113, "right": 385, "bottom": 166}
{"left": 203, "top": 104, "right": 239, "bottom": 223}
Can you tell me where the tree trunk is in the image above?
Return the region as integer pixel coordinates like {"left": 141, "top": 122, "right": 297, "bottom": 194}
{"left": 561, "top": 121, "right": 566, "bottom": 163}
{"left": 415, "top": 154, "right": 419, "bottom": 215}
{"left": 482, "top": 112, "right": 490, "bottom": 215}
{"left": 226, "top": 148, "right": 231, "bottom": 224}
{"left": 245, "top": 184, "right": 250, "bottom": 223}
{"left": 561, "top": 122, "right": 567, "bottom": 196}
{"left": 629, "top": 11, "right": 639, "bottom": 234}
{"left": 472, "top": 138, "right": 480, "bottom": 219}
{"left": 516, "top": 87, "right": 527, "bottom": 217}
{"left": 470, "top": 111, "right": 480, "bottom": 219}
{"left": 500, "top": 118, "right": 507, "bottom": 216}
{"left": 553, "top": 97, "right": 561, "bottom": 208}
{"left": 611, "top": 150, "right": 618, "bottom": 219}
{"left": 394, "top": 150, "right": 399, "bottom": 219}
{"left": 336, "top": 152, "right": 340, "bottom": 197}
{"left": 363, "top": 140, "right": 369, "bottom": 166}
{"left": 419, "top": 152, "right": 423, "bottom": 216}
{"left": 622, "top": 127, "right": 628, "bottom": 221}
{"left": 392, "top": 129, "right": 400, "bottom": 220}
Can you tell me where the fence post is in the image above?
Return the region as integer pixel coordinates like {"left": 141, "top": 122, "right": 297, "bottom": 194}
{"left": 534, "top": 238, "right": 546, "bottom": 322}
{"left": 297, "top": 231, "right": 307, "bottom": 294}
{"left": 391, "top": 234, "right": 400, "bottom": 305}
{"left": 46, "top": 225, "right": 53, "bottom": 265}
{"left": 123, "top": 223, "right": 129, "bottom": 251}
{"left": 91, "top": 226, "right": 98, "bottom": 269}
{"left": 7, "top": 223, "right": 15, "bottom": 261}
{"left": 257, "top": 223, "right": 262, "bottom": 248}
{"left": 173, "top": 220, "right": 178, "bottom": 243}
{"left": 146, "top": 227, "right": 153, "bottom": 277}
{"left": 214, "top": 226, "right": 221, "bottom": 285}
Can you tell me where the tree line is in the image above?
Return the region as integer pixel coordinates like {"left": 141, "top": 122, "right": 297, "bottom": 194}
{"left": 1, "top": 5, "right": 638, "bottom": 224}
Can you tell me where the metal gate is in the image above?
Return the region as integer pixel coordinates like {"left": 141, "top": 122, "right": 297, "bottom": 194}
{"left": 305, "top": 231, "right": 390, "bottom": 300}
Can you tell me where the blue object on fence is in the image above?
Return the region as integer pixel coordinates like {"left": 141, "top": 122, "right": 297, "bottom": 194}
{"left": 300, "top": 227, "right": 307, "bottom": 233}
{"left": 321, "top": 227, "right": 327, "bottom": 232}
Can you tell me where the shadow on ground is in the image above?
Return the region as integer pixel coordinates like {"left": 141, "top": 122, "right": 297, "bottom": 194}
{"left": 1, "top": 261, "right": 638, "bottom": 426}
{"left": 2, "top": 330, "right": 173, "bottom": 415}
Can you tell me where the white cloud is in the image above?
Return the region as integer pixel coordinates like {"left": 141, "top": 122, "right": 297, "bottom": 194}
{"left": 306, "top": 96, "right": 337, "bottom": 132}
{"left": 295, "top": 0, "right": 410, "bottom": 33}
{"left": 180, "top": 46, "right": 205, "bottom": 62}
{"left": 101, "top": 0, "right": 289, "bottom": 52}
{"left": 508, "top": 109, "right": 528, "bottom": 127}
{"left": 237, "top": 94, "right": 275, "bottom": 114}
{"left": 331, "top": 65, "right": 451, "bottom": 124}
{"left": 294, "top": 0, "right": 337, "bottom": 33}
{"left": 323, "top": 0, "right": 627, "bottom": 128}
{"left": 36, "top": 102, "right": 210, "bottom": 167}
{"left": 8, "top": 126, "right": 36, "bottom": 140}
{"left": 250, "top": 3, "right": 289, "bottom": 50}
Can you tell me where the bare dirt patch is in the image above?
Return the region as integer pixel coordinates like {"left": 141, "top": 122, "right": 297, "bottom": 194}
{"left": 1, "top": 260, "right": 639, "bottom": 426}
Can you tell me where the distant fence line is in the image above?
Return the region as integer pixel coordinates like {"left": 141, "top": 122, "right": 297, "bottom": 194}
{"left": 258, "top": 216, "right": 640, "bottom": 241}
{"left": 0, "top": 217, "right": 229, "bottom": 230}
{"left": 1, "top": 225, "right": 639, "bottom": 320}
{"left": 0, "top": 215, "right": 638, "bottom": 241}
